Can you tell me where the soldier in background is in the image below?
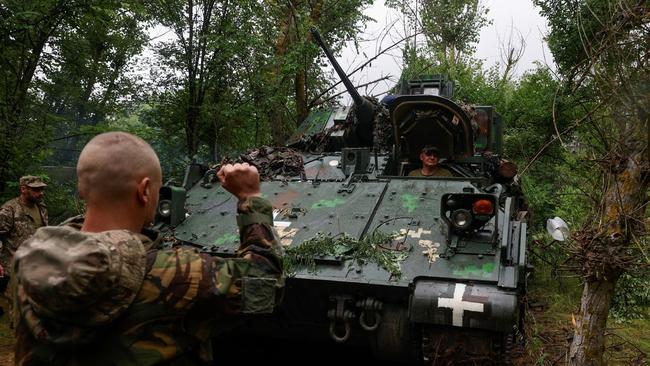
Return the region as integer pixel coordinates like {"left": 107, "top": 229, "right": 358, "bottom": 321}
{"left": 13, "top": 132, "right": 283, "bottom": 365}
{"left": 0, "top": 176, "right": 48, "bottom": 271}
{"left": 0, "top": 176, "right": 48, "bottom": 317}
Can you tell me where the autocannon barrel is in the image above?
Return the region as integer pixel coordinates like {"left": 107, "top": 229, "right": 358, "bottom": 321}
{"left": 310, "top": 28, "right": 375, "bottom": 145}
{"left": 310, "top": 28, "right": 365, "bottom": 106}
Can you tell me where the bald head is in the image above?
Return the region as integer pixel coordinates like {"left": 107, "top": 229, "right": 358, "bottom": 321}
{"left": 77, "top": 132, "right": 161, "bottom": 204}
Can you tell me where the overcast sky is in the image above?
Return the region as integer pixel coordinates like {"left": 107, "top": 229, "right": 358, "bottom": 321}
{"left": 334, "top": 0, "right": 552, "bottom": 101}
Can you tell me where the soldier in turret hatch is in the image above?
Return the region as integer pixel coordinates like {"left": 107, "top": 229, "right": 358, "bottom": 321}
{"left": 408, "top": 145, "right": 454, "bottom": 177}
{"left": 13, "top": 131, "right": 284, "bottom": 365}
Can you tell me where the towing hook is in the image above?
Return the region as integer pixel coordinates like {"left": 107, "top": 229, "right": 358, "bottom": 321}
{"left": 327, "top": 308, "right": 355, "bottom": 343}
{"left": 329, "top": 318, "right": 351, "bottom": 343}
{"left": 356, "top": 297, "right": 383, "bottom": 331}
{"left": 359, "top": 310, "right": 381, "bottom": 331}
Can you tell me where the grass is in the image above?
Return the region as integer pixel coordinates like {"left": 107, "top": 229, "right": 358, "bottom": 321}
{"left": 604, "top": 314, "right": 650, "bottom": 364}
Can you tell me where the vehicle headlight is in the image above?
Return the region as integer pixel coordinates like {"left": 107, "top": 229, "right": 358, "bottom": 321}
{"left": 451, "top": 209, "right": 472, "bottom": 229}
{"left": 158, "top": 200, "right": 172, "bottom": 217}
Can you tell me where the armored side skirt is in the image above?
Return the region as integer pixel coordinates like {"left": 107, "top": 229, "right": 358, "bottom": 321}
{"left": 410, "top": 280, "right": 518, "bottom": 333}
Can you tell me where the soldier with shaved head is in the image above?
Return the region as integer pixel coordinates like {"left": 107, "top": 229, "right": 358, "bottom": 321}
{"left": 76, "top": 131, "right": 163, "bottom": 233}
{"left": 13, "top": 132, "right": 283, "bottom": 365}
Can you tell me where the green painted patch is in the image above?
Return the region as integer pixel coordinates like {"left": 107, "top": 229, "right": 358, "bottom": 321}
{"left": 452, "top": 263, "right": 495, "bottom": 279}
{"left": 401, "top": 194, "right": 418, "bottom": 212}
{"left": 311, "top": 197, "right": 346, "bottom": 209}
{"left": 215, "top": 233, "right": 238, "bottom": 245}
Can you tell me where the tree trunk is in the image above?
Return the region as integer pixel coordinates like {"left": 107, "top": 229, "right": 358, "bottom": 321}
{"left": 269, "top": 100, "right": 286, "bottom": 145}
{"left": 269, "top": 4, "right": 293, "bottom": 146}
{"left": 295, "top": 72, "right": 308, "bottom": 123}
{"left": 186, "top": 104, "right": 199, "bottom": 156}
{"left": 569, "top": 146, "right": 648, "bottom": 365}
{"left": 293, "top": 0, "right": 322, "bottom": 125}
{"left": 568, "top": 276, "right": 618, "bottom": 366}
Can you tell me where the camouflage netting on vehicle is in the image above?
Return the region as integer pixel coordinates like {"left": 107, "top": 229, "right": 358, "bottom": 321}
{"left": 459, "top": 102, "right": 477, "bottom": 121}
{"left": 346, "top": 97, "right": 392, "bottom": 151}
{"left": 216, "top": 147, "right": 305, "bottom": 180}
{"left": 458, "top": 102, "right": 481, "bottom": 142}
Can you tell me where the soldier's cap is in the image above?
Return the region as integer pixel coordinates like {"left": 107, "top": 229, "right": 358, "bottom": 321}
{"left": 19, "top": 175, "right": 47, "bottom": 188}
{"left": 14, "top": 226, "right": 146, "bottom": 325}
{"left": 421, "top": 145, "right": 439, "bottom": 156}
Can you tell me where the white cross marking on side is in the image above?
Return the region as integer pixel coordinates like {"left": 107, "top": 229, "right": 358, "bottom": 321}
{"left": 437, "top": 283, "right": 484, "bottom": 327}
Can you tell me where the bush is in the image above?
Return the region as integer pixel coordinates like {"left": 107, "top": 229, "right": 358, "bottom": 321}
{"left": 610, "top": 272, "right": 650, "bottom": 322}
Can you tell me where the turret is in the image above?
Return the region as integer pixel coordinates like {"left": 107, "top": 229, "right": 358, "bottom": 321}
{"left": 310, "top": 28, "right": 375, "bottom": 146}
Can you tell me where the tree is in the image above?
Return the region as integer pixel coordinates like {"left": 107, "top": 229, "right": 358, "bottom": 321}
{"left": 386, "top": 0, "right": 490, "bottom": 74}
{"left": 497, "top": 23, "right": 526, "bottom": 84}
{"left": 147, "top": 0, "right": 280, "bottom": 159}
{"left": 39, "top": 2, "right": 148, "bottom": 163}
{"left": 145, "top": 0, "right": 372, "bottom": 154}
{"left": 420, "top": 0, "right": 490, "bottom": 67}
{"left": 0, "top": 0, "right": 97, "bottom": 191}
{"left": 535, "top": 1, "right": 649, "bottom": 364}
{"left": 149, "top": 0, "right": 239, "bottom": 157}
{"left": 0, "top": 0, "right": 146, "bottom": 194}
{"left": 264, "top": 0, "right": 372, "bottom": 144}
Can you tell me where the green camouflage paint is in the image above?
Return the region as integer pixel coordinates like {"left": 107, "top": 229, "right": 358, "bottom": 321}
{"left": 401, "top": 194, "right": 418, "bottom": 213}
{"left": 452, "top": 263, "right": 495, "bottom": 279}
{"left": 215, "top": 233, "right": 238, "bottom": 245}
{"left": 311, "top": 197, "right": 345, "bottom": 209}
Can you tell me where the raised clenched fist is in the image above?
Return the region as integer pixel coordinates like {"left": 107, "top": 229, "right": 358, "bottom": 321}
{"left": 217, "top": 163, "right": 262, "bottom": 202}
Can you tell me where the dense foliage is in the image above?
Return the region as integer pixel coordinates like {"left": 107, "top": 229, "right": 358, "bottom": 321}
{"left": 0, "top": 0, "right": 371, "bottom": 193}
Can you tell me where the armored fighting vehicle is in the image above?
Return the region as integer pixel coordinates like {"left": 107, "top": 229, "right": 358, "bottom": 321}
{"left": 154, "top": 29, "right": 529, "bottom": 364}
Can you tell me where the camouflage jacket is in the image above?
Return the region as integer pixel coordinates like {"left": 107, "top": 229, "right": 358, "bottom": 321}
{"left": 0, "top": 197, "right": 48, "bottom": 268}
{"left": 15, "top": 197, "right": 283, "bottom": 366}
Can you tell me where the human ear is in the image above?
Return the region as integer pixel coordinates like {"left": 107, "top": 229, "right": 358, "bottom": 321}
{"left": 136, "top": 177, "right": 152, "bottom": 206}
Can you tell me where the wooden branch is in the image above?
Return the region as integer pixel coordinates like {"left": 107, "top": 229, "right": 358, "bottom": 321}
{"left": 309, "top": 33, "right": 417, "bottom": 106}
{"left": 311, "top": 75, "right": 392, "bottom": 107}
{"left": 520, "top": 100, "right": 606, "bottom": 176}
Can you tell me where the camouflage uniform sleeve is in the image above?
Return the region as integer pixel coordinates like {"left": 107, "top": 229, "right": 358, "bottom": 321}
{"left": 206, "top": 196, "right": 283, "bottom": 313}
{"left": 0, "top": 203, "right": 14, "bottom": 239}
{"left": 235, "top": 196, "right": 282, "bottom": 268}
{"left": 142, "top": 197, "right": 283, "bottom": 314}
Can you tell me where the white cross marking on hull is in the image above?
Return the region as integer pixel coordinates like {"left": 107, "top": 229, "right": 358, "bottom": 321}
{"left": 408, "top": 228, "right": 431, "bottom": 238}
{"left": 437, "top": 283, "right": 484, "bottom": 327}
{"left": 396, "top": 228, "right": 433, "bottom": 241}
